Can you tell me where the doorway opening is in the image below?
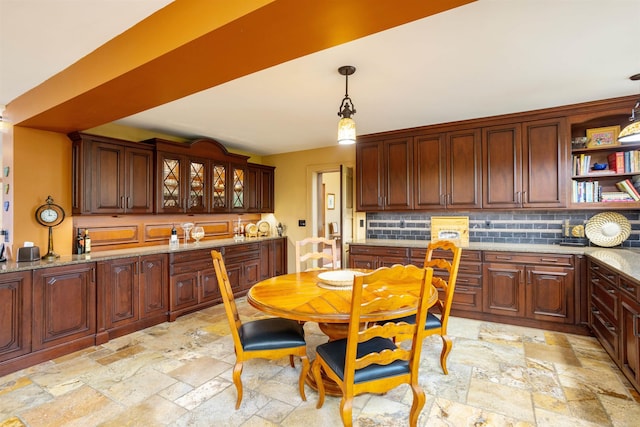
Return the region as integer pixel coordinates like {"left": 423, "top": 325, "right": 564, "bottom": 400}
{"left": 311, "top": 165, "right": 354, "bottom": 268}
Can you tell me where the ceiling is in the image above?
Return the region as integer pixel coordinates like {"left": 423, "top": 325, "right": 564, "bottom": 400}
{"left": 2, "top": 0, "right": 640, "bottom": 156}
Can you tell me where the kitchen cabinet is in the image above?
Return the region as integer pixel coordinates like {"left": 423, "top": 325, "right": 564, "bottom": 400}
{"left": 260, "top": 238, "right": 286, "bottom": 280}
{"left": 482, "top": 119, "right": 566, "bottom": 208}
{"left": 356, "top": 137, "right": 413, "bottom": 211}
{"left": 97, "top": 254, "right": 168, "bottom": 343}
{"left": 157, "top": 151, "right": 213, "bottom": 214}
{"left": 229, "top": 163, "right": 248, "bottom": 212}
{"left": 348, "top": 245, "right": 409, "bottom": 269}
{"left": 589, "top": 259, "right": 640, "bottom": 391}
{"left": 169, "top": 248, "right": 221, "bottom": 321}
{"left": 483, "top": 252, "right": 574, "bottom": 324}
{"left": 70, "top": 133, "right": 154, "bottom": 215}
{"left": 222, "top": 242, "right": 261, "bottom": 293}
{"left": 151, "top": 138, "right": 252, "bottom": 214}
{"left": 246, "top": 163, "right": 275, "bottom": 213}
{"left": 0, "top": 272, "right": 32, "bottom": 363}
{"left": 588, "top": 258, "right": 620, "bottom": 360}
{"left": 410, "top": 248, "right": 483, "bottom": 313}
{"left": 32, "top": 263, "right": 96, "bottom": 352}
{"left": 413, "top": 129, "right": 482, "bottom": 210}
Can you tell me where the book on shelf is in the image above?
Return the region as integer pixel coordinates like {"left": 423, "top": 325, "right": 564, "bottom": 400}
{"left": 615, "top": 179, "right": 640, "bottom": 201}
{"left": 572, "top": 180, "right": 601, "bottom": 203}
{"left": 600, "top": 191, "right": 634, "bottom": 202}
{"left": 608, "top": 152, "right": 625, "bottom": 174}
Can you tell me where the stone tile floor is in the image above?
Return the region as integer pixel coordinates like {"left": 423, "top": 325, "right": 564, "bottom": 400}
{"left": 1, "top": 298, "right": 640, "bottom": 426}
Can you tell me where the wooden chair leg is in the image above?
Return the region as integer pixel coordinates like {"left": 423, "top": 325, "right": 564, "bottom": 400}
{"left": 340, "top": 396, "right": 354, "bottom": 427}
{"left": 233, "top": 362, "right": 244, "bottom": 409}
{"left": 312, "top": 360, "right": 325, "bottom": 408}
{"left": 409, "top": 384, "right": 426, "bottom": 427}
{"left": 289, "top": 354, "right": 295, "bottom": 368}
{"left": 440, "top": 335, "right": 453, "bottom": 375}
{"left": 298, "top": 355, "right": 310, "bottom": 401}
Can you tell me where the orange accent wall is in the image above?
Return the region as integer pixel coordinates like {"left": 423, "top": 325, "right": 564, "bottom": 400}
{"left": 13, "top": 127, "right": 73, "bottom": 255}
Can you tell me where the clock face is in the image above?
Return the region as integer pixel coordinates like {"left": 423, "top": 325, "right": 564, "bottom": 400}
{"left": 40, "top": 208, "right": 59, "bottom": 223}
{"left": 35, "top": 198, "right": 65, "bottom": 228}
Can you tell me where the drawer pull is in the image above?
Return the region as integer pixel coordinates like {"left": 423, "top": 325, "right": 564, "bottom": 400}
{"left": 457, "top": 287, "right": 469, "bottom": 292}
{"left": 606, "top": 289, "right": 616, "bottom": 294}
{"left": 604, "top": 321, "right": 615, "bottom": 332}
{"left": 540, "top": 258, "right": 559, "bottom": 263}
{"left": 495, "top": 256, "right": 512, "bottom": 260}
{"left": 591, "top": 307, "right": 600, "bottom": 315}
{"left": 457, "top": 278, "right": 469, "bottom": 283}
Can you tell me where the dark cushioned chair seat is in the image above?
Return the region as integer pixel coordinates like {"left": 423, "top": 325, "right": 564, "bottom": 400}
{"left": 392, "top": 312, "right": 442, "bottom": 330}
{"left": 240, "top": 318, "right": 306, "bottom": 351}
{"left": 316, "top": 337, "right": 409, "bottom": 384}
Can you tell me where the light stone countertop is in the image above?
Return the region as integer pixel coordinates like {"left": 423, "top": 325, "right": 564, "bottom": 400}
{"left": 348, "top": 239, "right": 640, "bottom": 282}
{"left": 0, "top": 236, "right": 281, "bottom": 274}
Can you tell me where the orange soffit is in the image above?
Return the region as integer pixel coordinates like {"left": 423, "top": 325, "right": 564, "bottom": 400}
{"left": 9, "top": 0, "right": 476, "bottom": 134}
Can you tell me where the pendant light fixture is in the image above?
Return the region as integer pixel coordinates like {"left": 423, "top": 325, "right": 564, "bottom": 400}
{"left": 337, "top": 65, "right": 357, "bottom": 145}
{"left": 618, "top": 73, "right": 640, "bottom": 144}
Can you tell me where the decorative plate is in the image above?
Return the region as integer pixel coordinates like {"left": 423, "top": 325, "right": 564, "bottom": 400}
{"left": 257, "top": 220, "right": 270, "bottom": 236}
{"left": 317, "top": 270, "right": 366, "bottom": 289}
{"left": 245, "top": 223, "right": 258, "bottom": 237}
{"left": 585, "top": 212, "right": 631, "bottom": 247}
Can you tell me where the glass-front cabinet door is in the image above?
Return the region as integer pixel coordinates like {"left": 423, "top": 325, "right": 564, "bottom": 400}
{"left": 160, "top": 154, "right": 182, "bottom": 213}
{"left": 211, "top": 163, "right": 228, "bottom": 212}
{"left": 230, "top": 164, "right": 246, "bottom": 212}
{"left": 187, "top": 160, "right": 206, "bottom": 213}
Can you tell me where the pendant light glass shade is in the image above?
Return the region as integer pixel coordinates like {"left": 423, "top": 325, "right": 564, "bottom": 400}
{"left": 619, "top": 100, "right": 640, "bottom": 143}
{"left": 338, "top": 117, "right": 356, "bottom": 145}
{"left": 337, "top": 65, "right": 356, "bottom": 145}
{"left": 619, "top": 120, "right": 640, "bottom": 143}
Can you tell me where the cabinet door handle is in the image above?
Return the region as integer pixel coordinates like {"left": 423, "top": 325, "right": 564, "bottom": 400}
{"left": 126, "top": 196, "right": 131, "bottom": 209}
{"left": 134, "top": 261, "right": 139, "bottom": 275}
{"left": 120, "top": 196, "right": 125, "bottom": 209}
{"left": 527, "top": 270, "right": 532, "bottom": 284}
{"left": 522, "top": 191, "right": 527, "bottom": 203}
{"left": 634, "top": 314, "right": 640, "bottom": 338}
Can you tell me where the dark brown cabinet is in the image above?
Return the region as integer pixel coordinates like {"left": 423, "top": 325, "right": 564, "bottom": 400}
{"left": 483, "top": 119, "right": 566, "bottom": 208}
{"left": 588, "top": 258, "right": 640, "bottom": 391}
{"left": 356, "top": 137, "right": 413, "bottom": 211}
{"left": 97, "top": 254, "right": 168, "bottom": 343}
{"left": 229, "top": 163, "right": 248, "bottom": 212}
{"left": 169, "top": 248, "right": 221, "bottom": 321}
{"left": 410, "top": 248, "right": 483, "bottom": 313}
{"left": 70, "top": 133, "right": 154, "bottom": 215}
{"left": 246, "top": 163, "right": 275, "bottom": 213}
{"left": 483, "top": 252, "right": 574, "bottom": 324}
{"left": 349, "top": 245, "right": 409, "bottom": 269}
{"left": 588, "top": 258, "right": 620, "bottom": 360}
{"left": 32, "top": 263, "right": 96, "bottom": 352}
{"left": 0, "top": 272, "right": 32, "bottom": 364}
{"left": 260, "top": 238, "right": 286, "bottom": 280}
{"left": 222, "top": 242, "right": 261, "bottom": 293}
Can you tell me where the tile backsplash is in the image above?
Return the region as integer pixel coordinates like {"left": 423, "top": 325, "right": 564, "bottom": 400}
{"left": 365, "top": 211, "right": 640, "bottom": 248}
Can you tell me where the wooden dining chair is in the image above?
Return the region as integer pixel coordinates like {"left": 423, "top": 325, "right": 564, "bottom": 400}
{"left": 312, "top": 264, "right": 434, "bottom": 427}
{"left": 393, "top": 240, "right": 462, "bottom": 375}
{"left": 210, "top": 250, "right": 310, "bottom": 409}
{"left": 295, "top": 236, "right": 337, "bottom": 273}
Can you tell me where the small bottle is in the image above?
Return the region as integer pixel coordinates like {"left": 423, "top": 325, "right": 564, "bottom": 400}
{"left": 84, "top": 230, "right": 91, "bottom": 254}
{"left": 76, "top": 229, "right": 84, "bottom": 255}
{"left": 170, "top": 225, "right": 179, "bottom": 249}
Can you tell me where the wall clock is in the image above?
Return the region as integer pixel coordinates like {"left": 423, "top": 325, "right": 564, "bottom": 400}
{"left": 35, "top": 195, "right": 65, "bottom": 260}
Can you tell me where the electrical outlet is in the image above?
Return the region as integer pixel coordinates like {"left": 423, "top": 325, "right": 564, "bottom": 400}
{"left": 359, "top": 219, "right": 364, "bottom": 227}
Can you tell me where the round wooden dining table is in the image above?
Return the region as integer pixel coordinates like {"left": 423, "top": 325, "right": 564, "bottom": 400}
{"left": 246, "top": 269, "right": 438, "bottom": 395}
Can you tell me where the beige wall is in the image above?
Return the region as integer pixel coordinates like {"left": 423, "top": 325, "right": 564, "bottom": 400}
{"left": 263, "top": 144, "right": 355, "bottom": 272}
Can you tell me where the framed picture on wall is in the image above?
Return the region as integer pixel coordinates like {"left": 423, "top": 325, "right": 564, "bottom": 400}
{"left": 327, "top": 193, "right": 335, "bottom": 210}
{"left": 586, "top": 125, "right": 620, "bottom": 148}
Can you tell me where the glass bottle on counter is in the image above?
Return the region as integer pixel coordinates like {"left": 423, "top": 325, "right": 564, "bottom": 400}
{"left": 76, "top": 229, "right": 84, "bottom": 255}
{"left": 84, "top": 230, "right": 91, "bottom": 254}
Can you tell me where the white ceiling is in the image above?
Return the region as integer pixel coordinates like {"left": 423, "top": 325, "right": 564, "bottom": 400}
{"left": 2, "top": 0, "right": 640, "bottom": 155}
